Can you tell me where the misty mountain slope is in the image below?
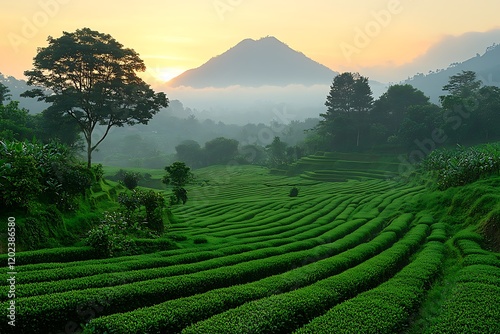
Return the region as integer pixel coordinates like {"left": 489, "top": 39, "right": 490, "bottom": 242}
{"left": 167, "top": 36, "right": 338, "bottom": 88}
{"left": 404, "top": 44, "right": 500, "bottom": 103}
{"left": 0, "top": 73, "right": 48, "bottom": 113}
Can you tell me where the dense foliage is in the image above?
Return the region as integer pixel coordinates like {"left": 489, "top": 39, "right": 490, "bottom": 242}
{"left": 0, "top": 139, "right": 95, "bottom": 210}
{"left": 422, "top": 143, "right": 500, "bottom": 189}
{"left": 86, "top": 212, "right": 135, "bottom": 257}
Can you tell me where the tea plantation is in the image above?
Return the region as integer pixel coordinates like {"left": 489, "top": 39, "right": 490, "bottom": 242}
{"left": 1, "top": 161, "right": 499, "bottom": 333}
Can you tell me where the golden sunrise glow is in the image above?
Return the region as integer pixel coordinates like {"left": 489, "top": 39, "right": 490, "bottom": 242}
{"left": 1, "top": 0, "right": 499, "bottom": 82}
{"left": 146, "top": 67, "right": 186, "bottom": 83}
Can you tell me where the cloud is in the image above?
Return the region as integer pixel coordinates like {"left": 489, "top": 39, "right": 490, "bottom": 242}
{"left": 360, "top": 28, "right": 500, "bottom": 82}
{"left": 149, "top": 82, "right": 388, "bottom": 125}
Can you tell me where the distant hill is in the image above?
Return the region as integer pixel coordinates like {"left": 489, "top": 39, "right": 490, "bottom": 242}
{"left": 167, "top": 36, "right": 339, "bottom": 88}
{"left": 0, "top": 73, "right": 48, "bottom": 113}
{"left": 403, "top": 44, "right": 500, "bottom": 103}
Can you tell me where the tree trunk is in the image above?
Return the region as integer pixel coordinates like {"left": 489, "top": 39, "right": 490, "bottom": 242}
{"left": 356, "top": 128, "right": 360, "bottom": 147}
{"left": 87, "top": 138, "right": 92, "bottom": 169}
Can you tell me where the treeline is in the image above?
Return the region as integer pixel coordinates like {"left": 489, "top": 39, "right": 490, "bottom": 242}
{"left": 313, "top": 70, "right": 500, "bottom": 153}
{"left": 91, "top": 112, "right": 317, "bottom": 169}
{"left": 175, "top": 136, "right": 304, "bottom": 169}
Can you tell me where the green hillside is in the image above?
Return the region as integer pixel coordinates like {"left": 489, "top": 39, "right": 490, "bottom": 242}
{"left": 1, "top": 158, "right": 499, "bottom": 333}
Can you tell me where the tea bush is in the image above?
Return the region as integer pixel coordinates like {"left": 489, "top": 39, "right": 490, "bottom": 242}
{"left": 85, "top": 212, "right": 134, "bottom": 257}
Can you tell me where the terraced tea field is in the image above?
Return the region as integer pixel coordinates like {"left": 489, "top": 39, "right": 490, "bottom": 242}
{"left": 1, "top": 165, "right": 499, "bottom": 333}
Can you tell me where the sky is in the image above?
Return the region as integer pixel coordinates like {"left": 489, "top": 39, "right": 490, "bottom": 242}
{"left": 1, "top": 0, "right": 500, "bottom": 85}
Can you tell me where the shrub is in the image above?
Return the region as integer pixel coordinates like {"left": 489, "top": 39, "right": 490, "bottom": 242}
{"left": 117, "top": 189, "right": 167, "bottom": 235}
{"left": 122, "top": 171, "right": 141, "bottom": 190}
{"left": 117, "top": 192, "right": 141, "bottom": 219}
{"left": 85, "top": 212, "right": 134, "bottom": 257}
{"left": 168, "top": 234, "right": 188, "bottom": 241}
{"left": 0, "top": 140, "right": 94, "bottom": 210}
{"left": 171, "top": 187, "right": 188, "bottom": 204}
{"left": 139, "top": 190, "right": 166, "bottom": 234}
{"left": 289, "top": 187, "right": 299, "bottom": 197}
{"left": 91, "top": 163, "right": 104, "bottom": 182}
{"left": 0, "top": 154, "right": 42, "bottom": 208}
{"left": 193, "top": 236, "right": 208, "bottom": 244}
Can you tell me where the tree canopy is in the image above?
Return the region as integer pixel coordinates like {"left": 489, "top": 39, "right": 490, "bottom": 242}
{"left": 371, "top": 84, "right": 430, "bottom": 135}
{"left": 318, "top": 72, "right": 373, "bottom": 149}
{"left": 0, "top": 82, "right": 11, "bottom": 104}
{"left": 22, "top": 28, "right": 169, "bottom": 167}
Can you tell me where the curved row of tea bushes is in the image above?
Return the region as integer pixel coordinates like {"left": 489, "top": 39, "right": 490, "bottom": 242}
{"left": 0, "top": 216, "right": 396, "bottom": 333}
{"left": 426, "top": 239, "right": 500, "bottom": 333}
{"left": 210, "top": 195, "right": 352, "bottom": 238}
{"left": 382, "top": 213, "right": 413, "bottom": 237}
{"left": 426, "top": 222, "right": 448, "bottom": 242}
{"left": 8, "top": 200, "right": 361, "bottom": 284}
{"left": 376, "top": 186, "right": 425, "bottom": 212}
{"left": 6, "top": 218, "right": 370, "bottom": 299}
{"left": 83, "top": 217, "right": 403, "bottom": 334}
{"left": 182, "top": 202, "right": 283, "bottom": 229}
{"left": 0, "top": 246, "right": 99, "bottom": 266}
{"left": 181, "top": 224, "right": 429, "bottom": 334}
{"left": 455, "top": 239, "right": 491, "bottom": 256}
{"left": 188, "top": 195, "right": 343, "bottom": 237}
{"left": 294, "top": 239, "right": 445, "bottom": 333}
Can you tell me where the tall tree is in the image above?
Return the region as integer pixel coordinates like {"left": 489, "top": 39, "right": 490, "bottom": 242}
{"left": 372, "top": 84, "right": 430, "bottom": 135}
{"left": 475, "top": 86, "right": 500, "bottom": 141}
{"left": 0, "top": 82, "right": 11, "bottom": 104}
{"left": 439, "top": 71, "right": 481, "bottom": 110}
{"left": 266, "top": 136, "right": 287, "bottom": 167}
{"left": 175, "top": 140, "right": 203, "bottom": 168}
{"left": 440, "top": 71, "right": 482, "bottom": 144}
{"left": 319, "top": 72, "right": 373, "bottom": 149}
{"left": 22, "top": 28, "right": 169, "bottom": 167}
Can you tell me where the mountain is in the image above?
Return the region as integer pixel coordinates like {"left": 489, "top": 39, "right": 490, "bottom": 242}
{"left": 363, "top": 29, "right": 500, "bottom": 83}
{"left": 167, "top": 36, "right": 338, "bottom": 88}
{"left": 0, "top": 73, "right": 48, "bottom": 113}
{"left": 403, "top": 43, "right": 500, "bottom": 103}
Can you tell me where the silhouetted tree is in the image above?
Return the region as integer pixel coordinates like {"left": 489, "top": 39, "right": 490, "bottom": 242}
{"left": 319, "top": 72, "right": 373, "bottom": 149}
{"left": 0, "top": 82, "right": 11, "bottom": 104}
{"left": 175, "top": 140, "right": 202, "bottom": 168}
{"left": 398, "top": 104, "right": 443, "bottom": 150}
{"left": 204, "top": 137, "right": 239, "bottom": 165}
{"left": 267, "top": 136, "right": 287, "bottom": 167}
{"left": 22, "top": 28, "right": 169, "bottom": 168}
{"left": 372, "top": 84, "right": 430, "bottom": 136}
{"left": 440, "top": 71, "right": 482, "bottom": 144}
{"left": 475, "top": 86, "right": 500, "bottom": 141}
